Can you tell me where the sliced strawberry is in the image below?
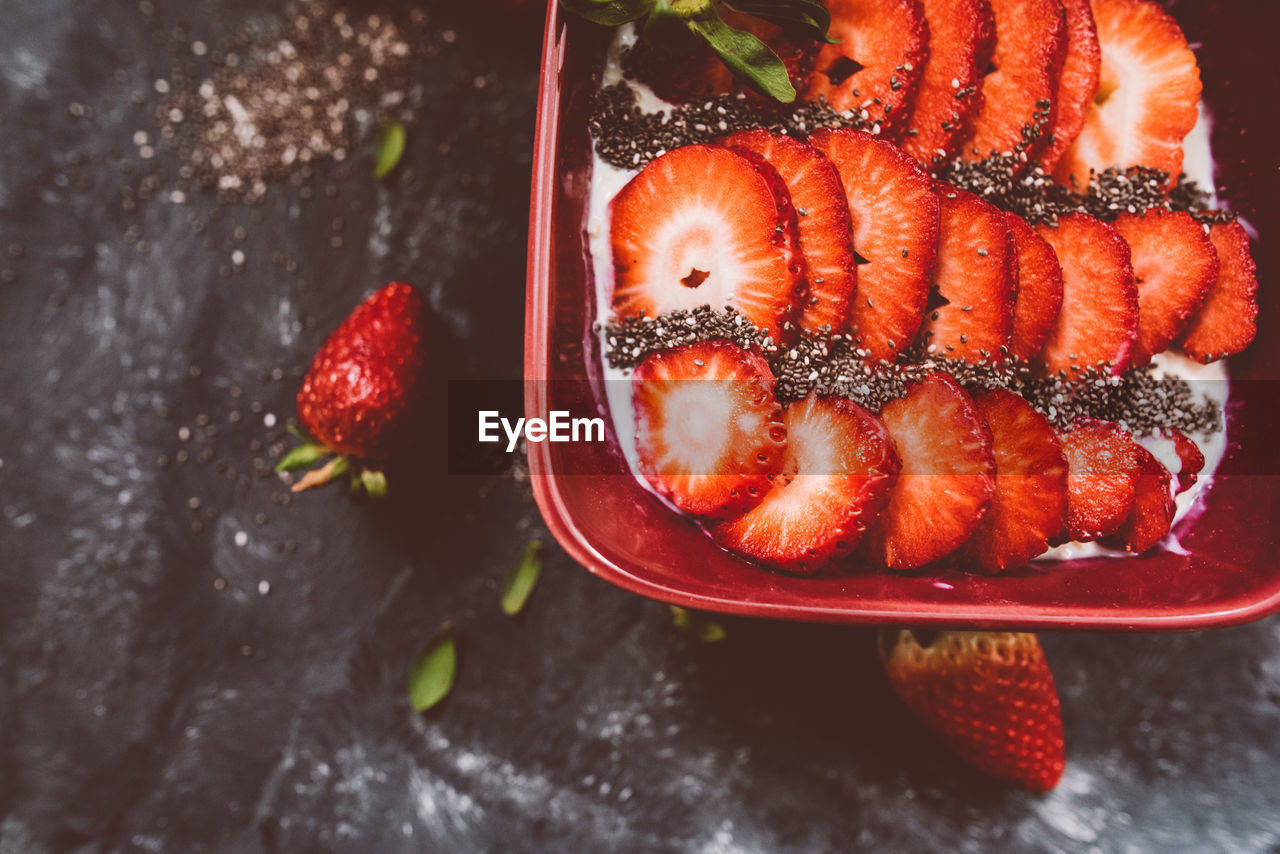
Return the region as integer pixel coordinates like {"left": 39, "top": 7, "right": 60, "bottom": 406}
{"left": 1037, "top": 0, "right": 1101, "bottom": 173}
{"left": 1113, "top": 209, "right": 1218, "bottom": 364}
{"left": 1179, "top": 220, "right": 1259, "bottom": 364}
{"left": 960, "top": 0, "right": 1067, "bottom": 164}
{"left": 610, "top": 145, "right": 804, "bottom": 344}
{"left": 1100, "top": 443, "right": 1175, "bottom": 553}
{"left": 808, "top": 128, "right": 940, "bottom": 361}
{"left": 1004, "top": 211, "right": 1064, "bottom": 362}
{"left": 863, "top": 373, "right": 995, "bottom": 569}
{"left": 961, "top": 389, "right": 1068, "bottom": 573}
{"left": 808, "top": 0, "right": 930, "bottom": 136}
{"left": 715, "top": 394, "right": 899, "bottom": 574}
{"left": 1166, "top": 428, "right": 1205, "bottom": 494}
{"left": 624, "top": 12, "right": 818, "bottom": 107}
{"left": 919, "top": 185, "right": 1016, "bottom": 363}
{"left": 719, "top": 130, "right": 857, "bottom": 333}
{"left": 880, "top": 629, "right": 1065, "bottom": 791}
{"left": 1054, "top": 0, "right": 1200, "bottom": 187}
{"left": 632, "top": 340, "right": 787, "bottom": 520}
{"left": 1034, "top": 212, "right": 1137, "bottom": 377}
{"left": 901, "top": 0, "right": 997, "bottom": 165}
{"left": 1058, "top": 417, "right": 1141, "bottom": 541}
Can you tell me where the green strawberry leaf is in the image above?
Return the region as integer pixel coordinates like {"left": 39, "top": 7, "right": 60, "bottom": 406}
{"left": 560, "top": 0, "right": 657, "bottom": 26}
{"left": 669, "top": 605, "right": 727, "bottom": 642}
{"left": 374, "top": 121, "right": 406, "bottom": 179}
{"left": 408, "top": 622, "right": 457, "bottom": 712}
{"left": 358, "top": 468, "right": 388, "bottom": 499}
{"left": 501, "top": 540, "right": 544, "bottom": 616}
{"left": 275, "top": 443, "right": 329, "bottom": 472}
{"left": 722, "top": 0, "right": 838, "bottom": 43}
{"left": 684, "top": 6, "right": 796, "bottom": 103}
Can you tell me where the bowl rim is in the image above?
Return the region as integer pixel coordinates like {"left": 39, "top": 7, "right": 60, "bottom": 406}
{"left": 523, "top": 2, "right": 1280, "bottom": 631}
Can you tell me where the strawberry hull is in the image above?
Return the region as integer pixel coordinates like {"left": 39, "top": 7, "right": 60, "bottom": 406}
{"left": 526, "top": 1, "right": 1280, "bottom": 631}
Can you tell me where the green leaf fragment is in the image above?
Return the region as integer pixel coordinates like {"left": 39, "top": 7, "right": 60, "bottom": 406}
{"left": 501, "top": 540, "right": 544, "bottom": 616}
{"left": 359, "top": 468, "right": 388, "bottom": 499}
{"left": 685, "top": 7, "right": 796, "bottom": 103}
{"left": 374, "top": 121, "right": 406, "bottom": 179}
{"left": 669, "top": 605, "right": 727, "bottom": 642}
{"left": 723, "top": 0, "right": 838, "bottom": 42}
{"left": 408, "top": 622, "right": 457, "bottom": 712}
{"left": 275, "top": 443, "right": 329, "bottom": 472}
{"left": 559, "top": 0, "right": 657, "bottom": 26}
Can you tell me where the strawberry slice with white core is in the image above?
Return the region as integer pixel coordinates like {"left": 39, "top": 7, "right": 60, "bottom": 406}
{"left": 1112, "top": 209, "right": 1218, "bottom": 364}
{"left": 919, "top": 184, "right": 1016, "bottom": 363}
{"left": 864, "top": 372, "right": 996, "bottom": 570}
{"left": 1034, "top": 212, "right": 1137, "bottom": 377}
{"left": 1054, "top": 0, "right": 1200, "bottom": 187}
{"left": 610, "top": 145, "right": 804, "bottom": 344}
{"left": 632, "top": 340, "right": 787, "bottom": 521}
{"left": 1058, "top": 417, "right": 1141, "bottom": 541}
{"left": 1102, "top": 443, "right": 1175, "bottom": 553}
{"left": 808, "top": 0, "right": 930, "bottom": 137}
{"left": 961, "top": 0, "right": 1067, "bottom": 164}
{"left": 960, "top": 388, "right": 1068, "bottom": 573}
{"left": 1037, "top": 0, "right": 1101, "bottom": 173}
{"left": 719, "top": 130, "right": 858, "bottom": 334}
{"left": 715, "top": 394, "right": 900, "bottom": 574}
{"left": 901, "top": 0, "right": 997, "bottom": 165}
{"left": 809, "top": 128, "right": 940, "bottom": 362}
{"left": 1179, "top": 220, "right": 1259, "bottom": 364}
{"left": 1004, "top": 211, "right": 1065, "bottom": 362}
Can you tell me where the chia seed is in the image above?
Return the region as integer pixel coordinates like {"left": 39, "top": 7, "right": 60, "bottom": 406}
{"left": 607, "top": 318, "right": 1221, "bottom": 437}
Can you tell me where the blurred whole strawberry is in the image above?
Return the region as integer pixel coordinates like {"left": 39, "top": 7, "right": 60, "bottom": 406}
{"left": 880, "top": 629, "right": 1066, "bottom": 791}
{"left": 279, "top": 281, "right": 430, "bottom": 496}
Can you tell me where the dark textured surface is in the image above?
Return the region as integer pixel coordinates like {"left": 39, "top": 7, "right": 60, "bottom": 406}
{"left": 1, "top": 1, "right": 1278, "bottom": 852}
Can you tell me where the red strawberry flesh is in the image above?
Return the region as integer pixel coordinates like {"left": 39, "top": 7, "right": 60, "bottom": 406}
{"left": 1037, "top": 0, "right": 1101, "bottom": 173}
{"left": 715, "top": 394, "right": 899, "bottom": 574}
{"left": 901, "top": 0, "right": 997, "bottom": 164}
{"left": 1058, "top": 417, "right": 1140, "bottom": 541}
{"left": 864, "top": 372, "right": 995, "bottom": 569}
{"left": 610, "top": 144, "right": 804, "bottom": 344}
{"left": 1179, "top": 220, "right": 1259, "bottom": 364}
{"left": 1103, "top": 442, "right": 1175, "bottom": 553}
{"left": 919, "top": 184, "right": 1016, "bottom": 363}
{"left": 1054, "top": 0, "right": 1200, "bottom": 186}
{"left": 719, "top": 130, "right": 858, "bottom": 333}
{"left": 809, "top": 128, "right": 940, "bottom": 362}
{"left": 1113, "top": 208, "right": 1218, "bottom": 364}
{"left": 632, "top": 340, "right": 787, "bottom": 521}
{"left": 1004, "top": 211, "right": 1065, "bottom": 362}
{"left": 1034, "top": 212, "right": 1137, "bottom": 377}
{"left": 808, "top": 0, "right": 930, "bottom": 137}
{"left": 961, "top": 0, "right": 1067, "bottom": 164}
{"left": 961, "top": 388, "right": 1068, "bottom": 573}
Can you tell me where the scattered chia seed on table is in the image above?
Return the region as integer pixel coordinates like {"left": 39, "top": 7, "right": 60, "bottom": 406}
{"left": 152, "top": 1, "right": 428, "bottom": 201}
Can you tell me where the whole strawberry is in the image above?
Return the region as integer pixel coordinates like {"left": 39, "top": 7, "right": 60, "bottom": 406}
{"left": 879, "top": 629, "right": 1065, "bottom": 791}
{"left": 279, "top": 281, "right": 429, "bottom": 495}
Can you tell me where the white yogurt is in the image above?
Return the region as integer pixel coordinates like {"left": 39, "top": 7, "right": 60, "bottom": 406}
{"left": 585, "top": 33, "right": 1233, "bottom": 561}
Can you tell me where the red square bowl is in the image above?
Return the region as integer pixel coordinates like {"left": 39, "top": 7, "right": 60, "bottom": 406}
{"left": 524, "top": 0, "right": 1280, "bottom": 630}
